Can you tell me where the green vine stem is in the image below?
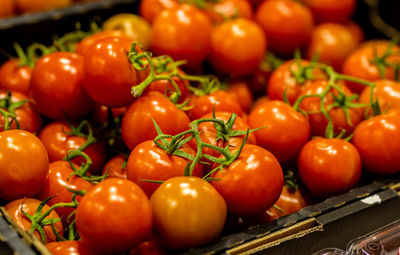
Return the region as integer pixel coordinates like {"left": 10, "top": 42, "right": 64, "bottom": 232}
{"left": 64, "top": 150, "right": 107, "bottom": 183}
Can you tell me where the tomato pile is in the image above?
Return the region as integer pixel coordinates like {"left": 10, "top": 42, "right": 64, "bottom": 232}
{"left": 0, "top": 0, "right": 399, "bottom": 254}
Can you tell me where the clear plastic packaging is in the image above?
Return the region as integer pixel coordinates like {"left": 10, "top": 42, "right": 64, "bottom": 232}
{"left": 312, "top": 248, "right": 347, "bottom": 255}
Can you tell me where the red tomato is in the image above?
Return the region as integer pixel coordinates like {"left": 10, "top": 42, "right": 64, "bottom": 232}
{"left": 211, "top": 144, "right": 283, "bottom": 216}
{"left": 89, "top": 104, "right": 126, "bottom": 126}
{"left": 298, "top": 80, "right": 363, "bottom": 137}
{"left": 359, "top": 80, "right": 400, "bottom": 113}
{"left": 139, "top": 0, "right": 177, "bottom": 23}
{"left": 76, "top": 178, "right": 153, "bottom": 254}
{"left": 121, "top": 91, "right": 190, "bottom": 150}
{"left": 129, "top": 240, "right": 167, "bottom": 255}
{"left": 188, "top": 90, "right": 243, "bottom": 120}
{"left": 248, "top": 100, "right": 310, "bottom": 163}
{"left": 209, "top": 18, "right": 266, "bottom": 76}
{"left": 75, "top": 30, "right": 131, "bottom": 55}
{"left": 39, "top": 121, "right": 106, "bottom": 174}
{"left": 151, "top": 4, "right": 212, "bottom": 68}
{"left": 0, "top": 59, "right": 31, "bottom": 94}
{"left": 30, "top": 52, "right": 95, "bottom": 120}
{"left": 0, "top": 0, "right": 14, "bottom": 18}
{"left": 83, "top": 37, "right": 149, "bottom": 108}
{"left": 5, "top": 198, "right": 63, "bottom": 243}
{"left": 46, "top": 241, "right": 98, "bottom": 255}
{"left": 298, "top": 138, "right": 361, "bottom": 198}
{"left": 226, "top": 80, "right": 253, "bottom": 113}
{"left": 302, "top": 0, "right": 356, "bottom": 24}
{"left": 150, "top": 176, "right": 227, "bottom": 249}
{"left": 352, "top": 110, "right": 400, "bottom": 174}
{"left": 275, "top": 185, "right": 310, "bottom": 215}
{"left": 347, "top": 21, "right": 364, "bottom": 44}
{"left": 204, "top": 0, "right": 252, "bottom": 24}
{"left": 256, "top": 0, "right": 313, "bottom": 56}
{"left": 342, "top": 40, "right": 400, "bottom": 94}
{"left": 102, "top": 155, "right": 128, "bottom": 179}
{"left": 306, "top": 23, "right": 359, "bottom": 71}
{"left": 127, "top": 140, "right": 203, "bottom": 197}
{"left": 0, "top": 130, "right": 49, "bottom": 201}
{"left": 15, "top": 0, "right": 71, "bottom": 13}
{"left": 267, "top": 59, "right": 325, "bottom": 104}
{"left": 0, "top": 90, "right": 42, "bottom": 134}
{"left": 36, "top": 161, "right": 93, "bottom": 223}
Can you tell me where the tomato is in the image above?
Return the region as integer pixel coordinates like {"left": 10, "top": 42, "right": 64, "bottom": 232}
{"left": 0, "top": 59, "right": 31, "bottom": 94}
{"left": 188, "top": 90, "right": 243, "bottom": 120}
{"left": 89, "top": 104, "right": 126, "bottom": 126}
{"left": 76, "top": 178, "right": 153, "bottom": 254}
{"left": 352, "top": 110, "right": 400, "bottom": 174}
{"left": 251, "top": 96, "right": 270, "bottom": 111}
{"left": 5, "top": 198, "right": 63, "bottom": 243}
{"left": 129, "top": 240, "right": 167, "bottom": 255}
{"left": 298, "top": 137, "right": 361, "bottom": 198}
{"left": 248, "top": 100, "right": 310, "bottom": 163}
{"left": 83, "top": 37, "right": 149, "bottom": 108}
{"left": 151, "top": 4, "right": 212, "bottom": 68}
{"left": 0, "top": 90, "right": 42, "bottom": 133}
{"left": 36, "top": 161, "right": 93, "bottom": 223}
{"left": 306, "top": 23, "right": 359, "bottom": 71}
{"left": 127, "top": 140, "right": 203, "bottom": 197}
{"left": 150, "top": 176, "right": 227, "bottom": 249}
{"left": 204, "top": 0, "right": 252, "bottom": 24}
{"left": 301, "top": 0, "right": 356, "bottom": 24}
{"left": 347, "top": 21, "right": 364, "bottom": 44}
{"left": 102, "top": 155, "right": 128, "bottom": 179}
{"left": 39, "top": 121, "right": 106, "bottom": 174}
{"left": 256, "top": 0, "right": 313, "bottom": 56}
{"left": 0, "top": 130, "right": 49, "bottom": 201}
{"left": 267, "top": 59, "right": 325, "bottom": 104}
{"left": 103, "top": 14, "right": 152, "bottom": 50}
{"left": 30, "top": 52, "right": 95, "bottom": 120}
{"left": 121, "top": 91, "right": 190, "bottom": 150}
{"left": 46, "top": 241, "right": 98, "bottom": 255}
{"left": 209, "top": 18, "right": 267, "bottom": 76}
{"left": 15, "top": 0, "right": 71, "bottom": 13}
{"left": 139, "top": 0, "right": 177, "bottom": 23}
{"left": 359, "top": 80, "right": 400, "bottom": 113}
{"left": 342, "top": 40, "right": 400, "bottom": 94}
{"left": 275, "top": 185, "right": 310, "bottom": 215}
{"left": 0, "top": 0, "right": 14, "bottom": 18}
{"left": 226, "top": 80, "right": 253, "bottom": 113}
{"left": 298, "top": 80, "right": 363, "bottom": 137}
{"left": 75, "top": 30, "right": 131, "bottom": 56}
{"left": 210, "top": 144, "right": 283, "bottom": 216}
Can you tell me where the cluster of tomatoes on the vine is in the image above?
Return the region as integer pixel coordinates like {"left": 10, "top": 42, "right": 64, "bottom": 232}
{"left": 0, "top": 0, "right": 400, "bottom": 254}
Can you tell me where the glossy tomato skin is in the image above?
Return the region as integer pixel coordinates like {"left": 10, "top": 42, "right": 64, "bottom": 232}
{"left": 46, "top": 241, "right": 98, "bottom": 255}
{"left": 83, "top": 37, "right": 149, "bottom": 108}
{"left": 298, "top": 138, "right": 361, "bottom": 198}
{"left": 121, "top": 91, "right": 190, "bottom": 150}
{"left": 0, "top": 0, "right": 14, "bottom": 18}
{"left": 0, "top": 130, "right": 49, "bottom": 201}
{"left": 342, "top": 40, "right": 400, "bottom": 94}
{"left": 102, "top": 155, "right": 128, "bottom": 179}
{"left": 256, "top": 0, "right": 313, "bottom": 56}
{"left": 353, "top": 110, "right": 400, "bottom": 174}
{"left": 0, "top": 90, "right": 42, "bottom": 134}
{"left": 0, "top": 59, "right": 31, "bottom": 94}
{"left": 359, "top": 80, "right": 400, "bottom": 113}
{"left": 204, "top": 0, "right": 252, "bottom": 24}
{"left": 302, "top": 0, "right": 356, "bottom": 24}
{"left": 306, "top": 23, "right": 359, "bottom": 71}
{"left": 76, "top": 178, "right": 153, "bottom": 254}
{"left": 15, "top": 0, "right": 71, "bottom": 13}
{"left": 275, "top": 185, "right": 311, "bottom": 215}
{"left": 211, "top": 144, "right": 284, "bottom": 216}
{"left": 5, "top": 198, "right": 63, "bottom": 243}
{"left": 150, "top": 176, "right": 227, "bottom": 250}
{"left": 188, "top": 90, "right": 243, "bottom": 120}
{"left": 36, "top": 161, "right": 93, "bottom": 223}
{"left": 226, "top": 80, "right": 253, "bottom": 113}
{"left": 139, "top": 0, "right": 177, "bottom": 23}
{"left": 30, "top": 52, "right": 95, "bottom": 120}
{"left": 39, "top": 121, "right": 106, "bottom": 174}
{"left": 75, "top": 30, "right": 131, "bottom": 55}
{"left": 127, "top": 140, "right": 203, "bottom": 197}
{"left": 151, "top": 4, "right": 212, "bottom": 68}
{"left": 248, "top": 100, "right": 310, "bottom": 163}
{"left": 298, "top": 80, "right": 363, "bottom": 137}
{"left": 210, "top": 18, "right": 266, "bottom": 76}
{"left": 267, "top": 59, "right": 325, "bottom": 104}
